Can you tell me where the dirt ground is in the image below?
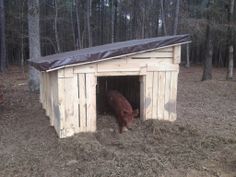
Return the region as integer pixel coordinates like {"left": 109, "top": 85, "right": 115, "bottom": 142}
{"left": 0, "top": 66, "right": 236, "bottom": 177}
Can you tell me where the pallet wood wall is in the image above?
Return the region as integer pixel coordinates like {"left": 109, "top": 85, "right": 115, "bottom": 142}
{"left": 57, "top": 70, "right": 97, "bottom": 138}
{"left": 40, "top": 71, "right": 60, "bottom": 134}
{"left": 140, "top": 71, "right": 178, "bottom": 121}
{"left": 40, "top": 45, "right": 181, "bottom": 138}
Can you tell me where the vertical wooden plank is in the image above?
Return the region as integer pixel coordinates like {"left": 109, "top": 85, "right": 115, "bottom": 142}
{"left": 48, "top": 73, "right": 52, "bottom": 119}
{"left": 44, "top": 73, "right": 47, "bottom": 112}
{"left": 145, "top": 72, "right": 154, "bottom": 120}
{"left": 139, "top": 76, "right": 145, "bottom": 120}
{"left": 72, "top": 73, "right": 79, "bottom": 133}
{"left": 44, "top": 73, "right": 47, "bottom": 111}
{"left": 85, "top": 73, "right": 97, "bottom": 132}
{"left": 79, "top": 73, "right": 86, "bottom": 132}
{"left": 58, "top": 76, "right": 65, "bottom": 138}
{"left": 45, "top": 73, "right": 50, "bottom": 117}
{"left": 46, "top": 73, "right": 49, "bottom": 113}
{"left": 49, "top": 73, "right": 54, "bottom": 126}
{"left": 49, "top": 71, "right": 59, "bottom": 128}
{"left": 39, "top": 72, "right": 43, "bottom": 103}
{"left": 152, "top": 72, "right": 158, "bottom": 119}
{"left": 64, "top": 78, "right": 73, "bottom": 135}
{"left": 164, "top": 72, "right": 171, "bottom": 120}
{"left": 51, "top": 71, "right": 57, "bottom": 126}
{"left": 49, "top": 73, "right": 54, "bottom": 125}
{"left": 169, "top": 71, "right": 178, "bottom": 121}
{"left": 43, "top": 72, "right": 46, "bottom": 109}
{"left": 58, "top": 69, "right": 65, "bottom": 137}
{"left": 173, "top": 45, "right": 181, "bottom": 64}
{"left": 52, "top": 71, "right": 60, "bottom": 134}
{"left": 157, "top": 72, "right": 165, "bottom": 120}
{"left": 64, "top": 76, "right": 77, "bottom": 136}
{"left": 41, "top": 72, "right": 46, "bottom": 109}
{"left": 58, "top": 68, "right": 78, "bottom": 138}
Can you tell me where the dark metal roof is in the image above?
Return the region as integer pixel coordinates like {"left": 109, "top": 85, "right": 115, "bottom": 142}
{"left": 29, "top": 34, "right": 190, "bottom": 71}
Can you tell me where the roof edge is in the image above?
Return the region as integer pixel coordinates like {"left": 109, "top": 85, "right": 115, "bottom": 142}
{"left": 46, "top": 41, "right": 191, "bottom": 72}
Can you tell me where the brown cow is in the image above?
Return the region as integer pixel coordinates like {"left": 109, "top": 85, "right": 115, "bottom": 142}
{"left": 107, "top": 90, "right": 138, "bottom": 133}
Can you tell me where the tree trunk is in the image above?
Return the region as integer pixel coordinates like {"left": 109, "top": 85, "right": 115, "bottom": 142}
{"left": 54, "top": 0, "right": 61, "bottom": 53}
{"left": 0, "top": 0, "right": 6, "bottom": 72}
{"left": 110, "top": 0, "right": 117, "bottom": 42}
{"left": 141, "top": 3, "right": 146, "bottom": 39}
{"left": 28, "top": 0, "right": 41, "bottom": 92}
{"left": 173, "top": 0, "right": 180, "bottom": 35}
{"left": 21, "top": 1, "right": 26, "bottom": 76}
{"left": 227, "top": 46, "right": 234, "bottom": 79}
{"left": 114, "top": 0, "right": 117, "bottom": 41}
{"left": 131, "top": 0, "right": 137, "bottom": 39}
{"left": 100, "top": 0, "right": 104, "bottom": 44}
{"left": 160, "top": 0, "right": 167, "bottom": 35}
{"left": 226, "top": 0, "right": 235, "bottom": 80}
{"left": 70, "top": 1, "right": 76, "bottom": 50}
{"left": 75, "top": 0, "right": 81, "bottom": 49}
{"left": 111, "top": 0, "right": 115, "bottom": 43}
{"left": 155, "top": 1, "right": 160, "bottom": 36}
{"left": 186, "top": 43, "right": 190, "bottom": 68}
{"left": 86, "top": 0, "right": 92, "bottom": 47}
{"left": 155, "top": 13, "right": 160, "bottom": 36}
{"left": 202, "top": 0, "right": 214, "bottom": 81}
{"left": 202, "top": 29, "right": 213, "bottom": 80}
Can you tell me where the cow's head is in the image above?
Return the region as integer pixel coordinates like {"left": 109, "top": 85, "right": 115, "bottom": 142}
{"left": 121, "top": 109, "right": 139, "bottom": 128}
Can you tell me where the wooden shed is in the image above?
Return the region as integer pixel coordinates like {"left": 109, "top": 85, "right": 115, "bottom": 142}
{"left": 29, "top": 35, "right": 190, "bottom": 138}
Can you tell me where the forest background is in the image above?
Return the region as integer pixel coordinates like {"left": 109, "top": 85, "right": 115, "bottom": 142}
{"left": 0, "top": 0, "right": 235, "bottom": 88}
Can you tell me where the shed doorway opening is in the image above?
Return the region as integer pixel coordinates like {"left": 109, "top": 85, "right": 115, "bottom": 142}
{"left": 97, "top": 76, "right": 140, "bottom": 114}
{"left": 96, "top": 76, "right": 141, "bottom": 130}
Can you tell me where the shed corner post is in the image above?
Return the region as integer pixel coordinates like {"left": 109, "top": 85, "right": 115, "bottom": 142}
{"left": 39, "top": 72, "right": 43, "bottom": 104}
{"left": 57, "top": 69, "right": 68, "bottom": 138}
{"left": 170, "top": 45, "right": 181, "bottom": 121}
{"left": 139, "top": 75, "right": 146, "bottom": 121}
{"left": 85, "top": 73, "right": 97, "bottom": 132}
{"left": 173, "top": 45, "right": 181, "bottom": 64}
{"left": 169, "top": 71, "right": 178, "bottom": 122}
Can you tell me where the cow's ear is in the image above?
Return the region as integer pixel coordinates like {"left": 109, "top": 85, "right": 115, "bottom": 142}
{"left": 132, "top": 109, "right": 139, "bottom": 117}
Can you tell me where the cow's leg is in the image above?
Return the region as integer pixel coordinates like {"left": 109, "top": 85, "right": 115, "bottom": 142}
{"left": 118, "top": 119, "right": 128, "bottom": 133}
{"left": 124, "top": 119, "right": 133, "bottom": 130}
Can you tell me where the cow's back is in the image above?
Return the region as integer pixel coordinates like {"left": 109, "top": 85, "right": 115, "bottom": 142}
{"left": 107, "top": 90, "right": 132, "bottom": 115}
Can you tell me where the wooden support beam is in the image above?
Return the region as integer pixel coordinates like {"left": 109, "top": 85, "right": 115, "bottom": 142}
{"left": 152, "top": 72, "right": 159, "bottom": 119}
{"left": 157, "top": 72, "right": 165, "bottom": 120}
{"left": 173, "top": 45, "right": 181, "bottom": 64}
{"left": 164, "top": 72, "right": 171, "bottom": 120}
{"left": 169, "top": 72, "right": 178, "bottom": 121}
{"left": 85, "top": 73, "right": 97, "bottom": 132}
{"left": 78, "top": 73, "right": 86, "bottom": 132}
{"left": 145, "top": 72, "right": 154, "bottom": 120}
{"left": 140, "top": 76, "right": 145, "bottom": 120}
